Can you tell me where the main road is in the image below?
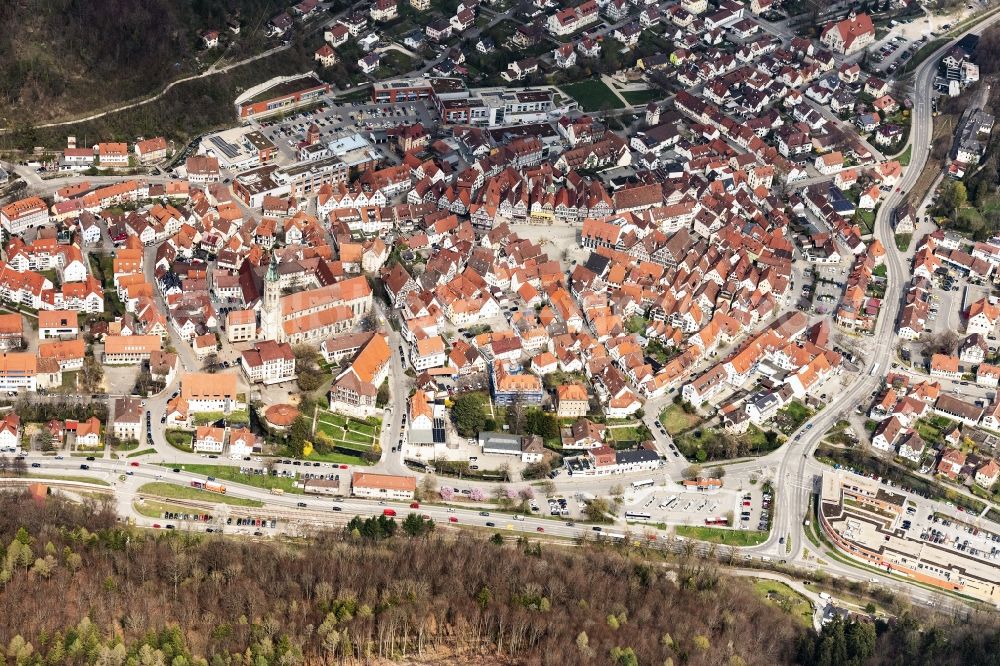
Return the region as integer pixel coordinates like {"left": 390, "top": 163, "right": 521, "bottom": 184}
{"left": 12, "top": 453, "right": 965, "bottom": 612}
{"left": 760, "top": 11, "right": 1000, "bottom": 564}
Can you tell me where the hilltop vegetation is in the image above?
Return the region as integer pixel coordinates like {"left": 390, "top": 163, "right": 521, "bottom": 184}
{"left": 0, "top": 492, "right": 999, "bottom": 665}
{"left": 0, "top": 0, "right": 292, "bottom": 125}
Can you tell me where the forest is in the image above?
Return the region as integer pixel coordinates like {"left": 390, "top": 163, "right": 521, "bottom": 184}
{"left": 0, "top": 0, "right": 295, "bottom": 125}
{"left": 1, "top": 492, "right": 1000, "bottom": 665}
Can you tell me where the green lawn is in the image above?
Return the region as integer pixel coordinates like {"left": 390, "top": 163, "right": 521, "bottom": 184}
{"left": 660, "top": 403, "right": 702, "bottom": 435}
{"left": 29, "top": 474, "right": 110, "bottom": 486}
{"left": 675, "top": 525, "right": 769, "bottom": 546}
{"left": 133, "top": 498, "right": 203, "bottom": 519}
{"left": 127, "top": 448, "right": 156, "bottom": 458}
{"left": 192, "top": 411, "right": 226, "bottom": 425}
{"left": 561, "top": 79, "right": 624, "bottom": 112}
{"left": 295, "top": 450, "right": 369, "bottom": 465}
{"left": 895, "top": 144, "right": 912, "bottom": 166}
{"left": 165, "top": 429, "right": 193, "bottom": 452}
{"left": 774, "top": 400, "right": 814, "bottom": 436}
{"left": 159, "top": 464, "right": 304, "bottom": 494}
{"left": 854, "top": 209, "right": 875, "bottom": 235}
{"left": 751, "top": 579, "right": 815, "bottom": 627}
{"left": 895, "top": 233, "right": 913, "bottom": 252}
{"left": 622, "top": 88, "right": 663, "bottom": 106}
{"left": 138, "top": 482, "right": 264, "bottom": 507}
{"left": 315, "top": 409, "right": 380, "bottom": 455}
{"left": 608, "top": 425, "right": 641, "bottom": 442}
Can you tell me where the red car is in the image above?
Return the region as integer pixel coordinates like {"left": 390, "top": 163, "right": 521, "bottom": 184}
{"left": 536, "top": 526, "right": 545, "bottom": 532}
{"left": 339, "top": 464, "right": 349, "bottom": 469}
{"left": 448, "top": 516, "right": 458, "bottom": 523}
{"left": 130, "top": 461, "right": 140, "bottom": 467}
{"left": 152, "top": 523, "right": 161, "bottom": 529}
{"left": 409, "top": 502, "right": 420, "bottom": 509}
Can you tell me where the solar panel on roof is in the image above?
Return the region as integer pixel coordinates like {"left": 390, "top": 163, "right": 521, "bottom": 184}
{"left": 209, "top": 136, "right": 240, "bottom": 160}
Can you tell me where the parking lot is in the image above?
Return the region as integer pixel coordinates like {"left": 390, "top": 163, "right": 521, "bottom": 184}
{"left": 252, "top": 98, "right": 437, "bottom": 164}
{"left": 804, "top": 262, "right": 850, "bottom": 317}
{"left": 913, "top": 506, "right": 1000, "bottom": 563}
{"left": 622, "top": 485, "right": 770, "bottom": 531}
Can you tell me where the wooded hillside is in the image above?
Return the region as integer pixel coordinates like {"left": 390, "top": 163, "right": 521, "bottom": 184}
{"left": 0, "top": 0, "right": 290, "bottom": 124}
{"left": 0, "top": 492, "right": 998, "bottom": 665}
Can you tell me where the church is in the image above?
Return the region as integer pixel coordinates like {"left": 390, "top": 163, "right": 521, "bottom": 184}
{"left": 260, "top": 254, "right": 374, "bottom": 345}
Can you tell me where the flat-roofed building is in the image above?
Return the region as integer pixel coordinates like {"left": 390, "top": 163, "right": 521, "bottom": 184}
{"left": 235, "top": 74, "right": 332, "bottom": 119}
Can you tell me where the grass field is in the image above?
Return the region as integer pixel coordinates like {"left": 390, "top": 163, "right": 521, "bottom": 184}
{"left": 160, "top": 464, "right": 304, "bottom": 494}
{"left": 751, "top": 579, "right": 815, "bottom": 627}
{"left": 561, "top": 79, "right": 624, "bottom": 112}
{"left": 895, "top": 233, "right": 912, "bottom": 252}
{"left": 659, "top": 403, "right": 702, "bottom": 435}
{"left": 138, "top": 482, "right": 264, "bottom": 507}
{"left": 622, "top": 88, "right": 664, "bottom": 106}
{"left": 133, "top": 498, "right": 197, "bottom": 519}
{"left": 675, "top": 525, "right": 768, "bottom": 546}
{"left": 127, "top": 448, "right": 156, "bottom": 458}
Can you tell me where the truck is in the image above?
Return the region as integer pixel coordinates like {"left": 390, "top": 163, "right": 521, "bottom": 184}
{"left": 191, "top": 480, "right": 227, "bottom": 495}
{"left": 270, "top": 488, "right": 285, "bottom": 495}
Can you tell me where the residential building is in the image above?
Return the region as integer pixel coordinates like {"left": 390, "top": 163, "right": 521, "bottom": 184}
{"left": 227, "top": 309, "right": 257, "bottom": 343}
{"left": 134, "top": 137, "right": 168, "bottom": 164}
{"left": 181, "top": 372, "right": 240, "bottom": 413}
{"left": 479, "top": 431, "right": 545, "bottom": 464}
{"left": 104, "top": 335, "right": 161, "bottom": 364}
{"left": 491, "top": 360, "right": 543, "bottom": 405}
{"left": 1, "top": 197, "right": 49, "bottom": 235}
{"left": 351, "top": 472, "right": 416, "bottom": 500}
{"left": 73, "top": 416, "right": 102, "bottom": 448}
{"left": 38, "top": 310, "right": 78, "bottom": 339}
{"left": 241, "top": 340, "right": 296, "bottom": 384}
{"left": 194, "top": 425, "right": 226, "bottom": 453}
{"left": 820, "top": 12, "right": 875, "bottom": 55}
{"left": 112, "top": 397, "right": 143, "bottom": 442}
{"left": 556, "top": 383, "right": 589, "bottom": 418}
{"left": 0, "top": 414, "right": 20, "bottom": 451}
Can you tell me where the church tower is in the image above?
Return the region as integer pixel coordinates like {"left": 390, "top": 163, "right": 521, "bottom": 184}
{"left": 261, "top": 253, "right": 281, "bottom": 341}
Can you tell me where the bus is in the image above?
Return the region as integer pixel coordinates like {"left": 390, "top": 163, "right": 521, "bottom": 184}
{"left": 624, "top": 511, "right": 652, "bottom": 521}
{"left": 869, "top": 362, "right": 879, "bottom": 376}
{"left": 631, "top": 479, "right": 655, "bottom": 490}
{"left": 659, "top": 495, "right": 678, "bottom": 510}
